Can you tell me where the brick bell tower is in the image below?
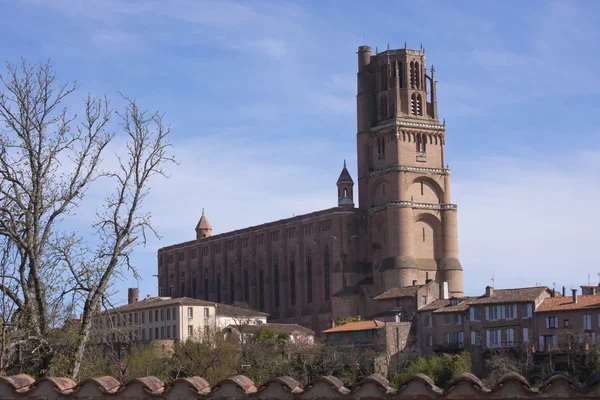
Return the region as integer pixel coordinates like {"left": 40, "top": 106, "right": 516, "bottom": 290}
{"left": 356, "top": 44, "right": 463, "bottom": 297}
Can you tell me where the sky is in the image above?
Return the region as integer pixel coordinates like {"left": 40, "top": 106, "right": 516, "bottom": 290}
{"left": 1, "top": 0, "right": 600, "bottom": 305}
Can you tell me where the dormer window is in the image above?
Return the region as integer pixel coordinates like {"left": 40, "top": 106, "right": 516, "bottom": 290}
{"left": 450, "top": 298, "right": 459, "bottom": 306}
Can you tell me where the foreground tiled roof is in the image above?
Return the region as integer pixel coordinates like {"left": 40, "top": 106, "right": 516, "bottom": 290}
{"left": 104, "top": 297, "right": 215, "bottom": 313}
{"left": 322, "top": 320, "right": 384, "bottom": 333}
{"left": 0, "top": 372, "right": 598, "bottom": 398}
{"left": 536, "top": 294, "right": 600, "bottom": 312}
{"left": 469, "top": 287, "right": 550, "bottom": 305}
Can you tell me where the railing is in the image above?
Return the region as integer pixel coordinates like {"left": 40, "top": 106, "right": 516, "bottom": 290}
{"left": 482, "top": 341, "right": 522, "bottom": 350}
{"left": 368, "top": 201, "right": 457, "bottom": 213}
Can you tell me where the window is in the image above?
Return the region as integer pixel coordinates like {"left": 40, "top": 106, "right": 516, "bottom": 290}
{"left": 395, "top": 298, "right": 401, "bottom": 308}
{"left": 187, "top": 307, "right": 193, "bottom": 318}
{"left": 155, "top": 310, "right": 159, "bottom": 322}
{"left": 488, "top": 329, "right": 502, "bottom": 348}
{"left": 204, "top": 325, "right": 209, "bottom": 337}
{"left": 444, "top": 314, "right": 451, "bottom": 325}
{"left": 204, "top": 308, "right": 209, "bottom": 318}
{"left": 167, "top": 308, "right": 171, "bottom": 320}
{"left": 134, "top": 313, "right": 138, "bottom": 324}
{"left": 427, "top": 334, "right": 433, "bottom": 346}
{"left": 188, "top": 326, "right": 194, "bottom": 336}
{"left": 523, "top": 327, "right": 529, "bottom": 342}
{"left": 487, "top": 306, "right": 498, "bottom": 320}
{"left": 584, "top": 314, "right": 592, "bottom": 330}
{"left": 471, "top": 331, "right": 481, "bottom": 345}
{"left": 160, "top": 309, "right": 164, "bottom": 321}
{"left": 160, "top": 327, "right": 164, "bottom": 339}
{"left": 141, "top": 311, "right": 145, "bottom": 324}
{"left": 470, "top": 306, "right": 481, "bottom": 322}
{"left": 290, "top": 252, "right": 296, "bottom": 306}
{"left": 425, "top": 314, "right": 433, "bottom": 327}
{"left": 273, "top": 254, "right": 280, "bottom": 307}
{"left": 324, "top": 246, "right": 331, "bottom": 300}
{"left": 546, "top": 316, "right": 559, "bottom": 329}
{"left": 167, "top": 326, "right": 171, "bottom": 339}
{"left": 306, "top": 250, "right": 313, "bottom": 304}
{"left": 564, "top": 319, "right": 569, "bottom": 328}
{"left": 173, "top": 325, "right": 177, "bottom": 338}
{"left": 525, "top": 303, "right": 533, "bottom": 318}
{"left": 455, "top": 313, "right": 462, "bottom": 324}
{"left": 155, "top": 327, "right": 158, "bottom": 339}
{"left": 204, "top": 268, "right": 209, "bottom": 301}
{"left": 128, "top": 314, "right": 132, "bottom": 324}
{"left": 243, "top": 259, "right": 249, "bottom": 302}
{"left": 505, "top": 304, "right": 516, "bottom": 319}
{"left": 506, "top": 328, "right": 515, "bottom": 347}
{"left": 149, "top": 328, "right": 152, "bottom": 340}
{"left": 173, "top": 307, "right": 177, "bottom": 319}
{"left": 421, "top": 295, "right": 427, "bottom": 305}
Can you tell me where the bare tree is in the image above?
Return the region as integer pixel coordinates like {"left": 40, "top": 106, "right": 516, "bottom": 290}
{"left": 0, "top": 60, "right": 175, "bottom": 378}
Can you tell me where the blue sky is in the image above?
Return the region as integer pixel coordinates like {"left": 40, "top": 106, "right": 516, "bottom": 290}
{"left": 1, "top": 0, "right": 600, "bottom": 304}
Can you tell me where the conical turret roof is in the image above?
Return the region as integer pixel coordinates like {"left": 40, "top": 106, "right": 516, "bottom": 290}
{"left": 195, "top": 209, "right": 212, "bottom": 231}
{"left": 336, "top": 160, "right": 354, "bottom": 184}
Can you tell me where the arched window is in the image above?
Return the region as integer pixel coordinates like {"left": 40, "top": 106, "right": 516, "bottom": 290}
{"left": 192, "top": 270, "right": 197, "bottom": 297}
{"left": 411, "top": 93, "right": 416, "bottom": 115}
{"left": 416, "top": 94, "right": 422, "bottom": 116}
{"left": 216, "top": 269, "right": 222, "bottom": 303}
{"left": 415, "top": 61, "right": 420, "bottom": 89}
{"left": 410, "top": 61, "right": 415, "bottom": 88}
{"left": 204, "top": 268, "right": 209, "bottom": 300}
{"left": 324, "top": 246, "right": 331, "bottom": 300}
{"left": 422, "top": 133, "right": 426, "bottom": 152}
{"left": 258, "top": 258, "right": 265, "bottom": 310}
{"left": 344, "top": 188, "right": 347, "bottom": 197}
{"left": 398, "top": 60, "right": 404, "bottom": 88}
{"left": 180, "top": 271, "right": 185, "bottom": 297}
{"left": 307, "top": 249, "right": 313, "bottom": 303}
{"left": 273, "top": 254, "right": 280, "bottom": 308}
{"left": 229, "top": 267, "right": 235, "bottom": 303}
{"left": 290, "top": 252, "right": 296, "bottom": 306}
{"left": 243, "top": 259, "right": 249, "bottom": 302}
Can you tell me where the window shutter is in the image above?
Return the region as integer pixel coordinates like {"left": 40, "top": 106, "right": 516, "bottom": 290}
{"left": 552, "top": 335, "right": 558, "bottom": 348}
{"left": 499, "top": 305, "right": 505, "bottom": 320}
{"left": 523, "top": 328, "right": 529, "bottom": 342}
{"left": 471, "top": 331, "right": 476, "bottom": 345}
{"left": 486, "top": 330, "right": 491, "bottom": 348}
{"left": 485, "top": 306, "right": 489, "bottom": 320}
{"left": 546, "top": 317, "right": 549, "bottom": 329}
{"left": 527, "top": 304, "right": 532, "bottom": 317}
{"left": 470, "top": 307, "right": 475, "bottom": 321}
{"left": 513, "top": 304, "right": 517, "bottom": 319}
{"left": 539, "top": 336, "right": 544, "bottom": 350}
{"left": 459, "top": 331, "right": 464, "bottom": 348}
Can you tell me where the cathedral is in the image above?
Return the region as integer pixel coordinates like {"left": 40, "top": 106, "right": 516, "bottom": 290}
{"left": 157, "top": 44, "right": 463, "bottom": 332}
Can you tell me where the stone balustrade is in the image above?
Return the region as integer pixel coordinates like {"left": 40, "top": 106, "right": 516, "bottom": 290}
{"left": 1, "top": 372, "right": 600, "bottom": 399}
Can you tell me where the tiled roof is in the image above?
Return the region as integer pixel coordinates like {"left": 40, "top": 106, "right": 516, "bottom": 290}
{"left": 104, "top": 297, "right": 215, "bottom": 313}
{"left": 215, "top": 304, "right": 269, "bottom": 318}
{"left": 469, "top": 287, "right": 550, "bottom": 305}
{"left": 195, "top": 211, "right": 212, "bottom": 231}
{"left": 536, "top": 295, "right": 600, "bottom": 312}
{"left": 336, "top": 164, "right": 354, "bottom": 184}
{"left": 373, "top": 285, "right": 421, "bottom": 300}
{"left": 419, "top": 297, "right": 476, "bottom": 313}
{"left": 322, "top": 320, "right": 384, "bottom": 333}
{"left": 227, "top": 323, "right": 314, "bottom": 336}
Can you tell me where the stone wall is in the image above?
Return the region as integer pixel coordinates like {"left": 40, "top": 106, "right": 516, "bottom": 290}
{"left": 2, "top": 372, "right": 600, "bottom": 399}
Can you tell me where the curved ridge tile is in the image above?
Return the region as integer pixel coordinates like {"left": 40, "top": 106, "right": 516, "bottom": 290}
{"left": 214, "top": 375, "right": 257, "bottom": 395}
{"left": 37, "top": 377, "right": 77, "bottom": 394}
{"left": 75, "top": 376, "right": 120, "bottom": 394}
{"left": 445, "top": 372, "right": 489, "bottom": 396}
{"left": 0, "top": 374, "right": 35, "bottom": 392}
{"left": 310, "top": 375, "right": 349, "bottom": 394}
{"left": 398, "top": 373, "right": 443, "bottom": 394}
{"left": 541, "top": 373, "right": 580, "bottom": 394}
{"left": 171, "top": 376, "right": 211, "bottom": 394}
{"left": 257, "top": 376, "right": 302, "bottom": 394}
{"left": 129, "top": 376, "right": 165, "bottom": 394}
{"left": 353, "top": 373, "right": 394, "bottom": 395}
{"left": 495, "top": 372, "right": 532, "bottom": 389}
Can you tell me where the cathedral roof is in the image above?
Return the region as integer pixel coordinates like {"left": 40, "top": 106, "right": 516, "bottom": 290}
{"left": 336, "top": 160, "right": 354, "bottom": 184}
{"left": 195, "top": 209, "right": 212, "bottom": 231}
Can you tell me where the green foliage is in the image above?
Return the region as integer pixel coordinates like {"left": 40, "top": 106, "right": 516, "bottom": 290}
{"left": 391, "top": 352, "right": 472, "bottom": 389}
{"left": 172, "top": 335, "right": 240, "bottom": 383}
{"left": 334, "top": 316, "right": 359, "bottom": 326}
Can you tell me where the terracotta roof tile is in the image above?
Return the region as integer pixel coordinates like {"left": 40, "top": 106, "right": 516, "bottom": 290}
{"left": 419, "top": 297, "right": 476, "bottom": 312}
{"left": 227, "top": 323, "right": 314, "bottom": 336}
{"left": 322, "top": 320, "right": 384, "bottom": 333}
{"left": 374, "top": 285, "right": 421, "bottom": 300}
{"left": 536, "top": 295, "right": 600, "bottom": 312}
{"left": 469, "top": 287, "right": 550, "bottom": 305}
{"left": 215, "top": 303, "right": 269, "bottom": 317}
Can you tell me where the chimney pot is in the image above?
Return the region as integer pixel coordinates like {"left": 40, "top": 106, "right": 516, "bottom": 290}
{"left": 572, "top": 288, "right": 578, "bottom": 304}
{"left": 331, "top": 319, "right": 335, "bottom": 329}
{"left": 486, "top": 286, "right": 494, "bottom": 297}
{"left": 562, "top": 286, "right": 566, "bottom": 297}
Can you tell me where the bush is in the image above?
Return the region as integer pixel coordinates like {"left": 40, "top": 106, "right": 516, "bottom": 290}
{"left": 391, "top": 352, "right": 472, "bottom": 389}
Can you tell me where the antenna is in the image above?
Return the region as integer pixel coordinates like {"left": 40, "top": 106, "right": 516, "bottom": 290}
{"left": 491, "top": 274, "right": 495, "bottom": 288}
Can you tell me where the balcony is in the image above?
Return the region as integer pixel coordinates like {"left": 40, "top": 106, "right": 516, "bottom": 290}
{"left": 433, "top": 342, "right": 464, "bottom": 352}
{"left": 482, "top": 341, "right": 522, "bottom": 350}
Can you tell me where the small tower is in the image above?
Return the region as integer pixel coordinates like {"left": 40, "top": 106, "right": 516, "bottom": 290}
{"left": 337, "top": 160, "right": 354, "bottom": 208}
{"left": 195, "top": 208, "right": 212, "bottom": 240}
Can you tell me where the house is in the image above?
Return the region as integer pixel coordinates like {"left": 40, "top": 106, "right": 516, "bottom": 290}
{"left": 322, "top": 319, "right": 411, "bottom": 376}
{"left": 534, "top": 288, "right": 600, "bottom": 370}
{"left": 372, "top": 280, "right": 441, "bottom": 322}
{"left": 98, "top": 288, "right": 267, "bottom": 344}
{"left": 224, "top": 323, "right": 315, "bottom": 347}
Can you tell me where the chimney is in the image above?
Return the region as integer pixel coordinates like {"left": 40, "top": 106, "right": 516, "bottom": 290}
{"left": 572, "top": 288, "right": 578, "bottom": 304}
{"left": 412, "top": 280, "right": 417, "bottom": 286}
{"left": 331, "top": 319, "right": 336, "bottom": 329}
{"left": 551, "top": 289, "right": 556, "bottom": 298}
{"left": 128, "top": 288, "right": 139, "bottom": 305}
{"left": 146, "top": 294, "right": 151, "bottom": 299}
{"left": 562, "top": 286, "right": 566, "bottom": 297}
{"left": 486, "top": 286, "right": 494, "bottom": 297}
{"left": 440, "top": 281, "right": 449, "bottom": 300}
